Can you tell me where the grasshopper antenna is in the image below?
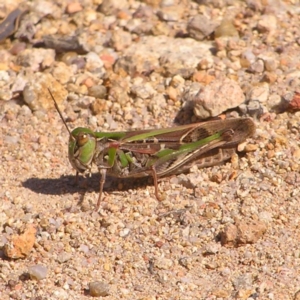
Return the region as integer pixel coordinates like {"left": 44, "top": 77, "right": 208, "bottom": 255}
{"left": 48, "top": 88, "right": 72, "bottom": 136}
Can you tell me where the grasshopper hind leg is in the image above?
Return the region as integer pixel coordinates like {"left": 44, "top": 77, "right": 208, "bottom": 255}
{"left": 193, "top": 147, "right": 237, "bottom": 170}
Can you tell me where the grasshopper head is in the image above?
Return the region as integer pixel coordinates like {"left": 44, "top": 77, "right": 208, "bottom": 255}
{"left": 47, "top": 89, "right": 97, "bottom": 175}
{"left": 68, "top": 127, "right": 96, "bottom": 174}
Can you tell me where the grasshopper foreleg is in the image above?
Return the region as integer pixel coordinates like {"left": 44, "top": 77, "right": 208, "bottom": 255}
{"left": 151, "top": 167, "right": 161, "bottom": 201}
{"left": 95, "top": 168, "right": 107, "bottom": 212}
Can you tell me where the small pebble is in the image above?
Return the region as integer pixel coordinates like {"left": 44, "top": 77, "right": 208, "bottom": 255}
{"left": 214, "top": 19, "right": 238, "bottom": 38}
{"left": 28, "top": 265, "right": 48, "bottom": 281}
{"left": 89, "top": 281, "right": 110, "bottom": 297}
{"left": 187, "top": 15, "right": 217, "bottom": 41}
{"left": 88, "top": 85, "right": 107, "bottom": 98}
{"left": 57, "top": 251, "right": 72, "bottom": 264}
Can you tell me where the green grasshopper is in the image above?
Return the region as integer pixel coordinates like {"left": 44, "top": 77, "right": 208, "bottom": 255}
{"left": 49, "top": 90, "right": 255, "bottom": 211}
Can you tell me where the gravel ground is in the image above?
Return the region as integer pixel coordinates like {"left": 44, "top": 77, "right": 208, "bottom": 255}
{"left": 1, "top": 0, "right": 300, "bottom": 299}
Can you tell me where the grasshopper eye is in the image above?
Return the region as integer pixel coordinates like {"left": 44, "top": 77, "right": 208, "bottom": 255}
{"left": 77, "top": 133, "right": 88, "bottom": 146}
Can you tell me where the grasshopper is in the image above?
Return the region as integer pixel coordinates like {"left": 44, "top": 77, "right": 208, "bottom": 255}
{"left": 49, "top": 90, "right": 255, "bottom": 211}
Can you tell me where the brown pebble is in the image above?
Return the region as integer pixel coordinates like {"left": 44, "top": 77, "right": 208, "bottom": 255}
{"left": 229, "top": 170, "right": 238, "bottom": 180}
{"left": 100, "top": 53, "right": 117, "bottom": 69}
{"left": 215, "top": 19, "right": 238, "bottom": 38}
{"left": 155, "top": 241, "right": 164, "bottom": 248}
{"left": 212, "top": 288, "right": 230, "bottom": 298}
{"left": 0, "top": 63, "right": 9, "bottom": 71}
{"left": 236, "top": 289, "right": 253, "bottom": 299}
{"left": 294, "top": 289, "right": 300, "bottom": 300}
{"left": 66, "top": 2, "right": 83, "bottom": 14}
{"left": 117, "top": 10, "right": 131, "bottom": 20}
{"left": 38, "top": 135, "right": 48, "bottom": 145}
{"left": 288, "top": 92, "right": 300, "bottom": 111}
{"left": 166, "top": 86, "right": 177, "bottom": 101}
{"left": 293, "top": 148, "right": 300, "bottom": 159}
{"left": 285, "top": 172, "right": 300, "bottom": 185}
{"left": 9, "top": 42, "right": 27, "bottom": 56}
{"left": 267, "top": 150, "right": 275, "bottom": 159}
{"left": 210, "top": 173, "right": 223, "bottom": 184}
{"left": 90, "top": 99, "right": 108, "bottom": 115}
{"left": 220, "top": 218, "right": 267, "bottom": 247}
{"left": 262, "top": 72, "right": 277, "bottom": 84}
{"left": 192, "top": 71, "right": 215, "bottom": 85}
{"left": 4, "top": 224, "right": 37, "bottom": 259}
{"left": 244, "top": 143, "right": 258, "bottom": 152}
{"left": 231, "top": 152, "right": 239, "bottom": 169}
{"left": 82, "top": 77, "right": 95, "bottom": 88}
